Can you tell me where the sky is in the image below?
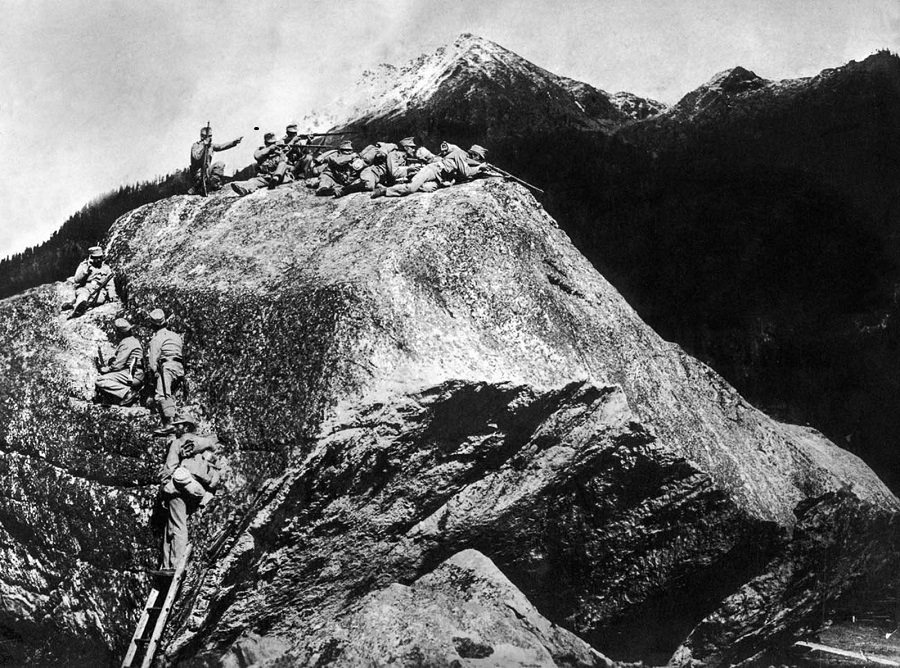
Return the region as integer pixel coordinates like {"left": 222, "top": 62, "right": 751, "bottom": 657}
{"left": 0, "top": 0, "right": 898, "bottom": 259}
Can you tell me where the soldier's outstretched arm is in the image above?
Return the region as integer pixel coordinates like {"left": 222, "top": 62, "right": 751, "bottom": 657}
{"left": 214, "top": 137, "right": 243, "bottom": 151}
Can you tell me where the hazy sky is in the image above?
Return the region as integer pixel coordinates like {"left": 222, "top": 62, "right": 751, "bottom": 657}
{"left": 1, "top": 0, "right": 897, "bottom": 258}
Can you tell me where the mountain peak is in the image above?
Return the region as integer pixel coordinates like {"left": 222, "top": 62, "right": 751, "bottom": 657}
{"left": 705, "top": 65, "right": 768, "bottom": 93}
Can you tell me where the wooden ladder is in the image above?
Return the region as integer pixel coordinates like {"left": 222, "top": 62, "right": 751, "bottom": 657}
{"left": 121, "top": 544, "right": 192, "bottom": 668}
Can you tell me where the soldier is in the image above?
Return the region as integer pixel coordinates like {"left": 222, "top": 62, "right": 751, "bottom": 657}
{"left": 65, "top": 247, "right": 117, "bottom": 318}
{"left": 373, "top": 144, "right": 489, "bottom": 198}
{"left": 230, "top": 132, "right": 291, "bottom": 196}
{"left": 148, "top": 308, "right": 186, "bottom": 437}
{"left": 350, "top": 141, "right": 409, "bottom": 193}
{"left": 399, "top": 136, "right": 438, "bottom": 167}
{"left": 158, "top": 411, "right": 223, "bottom": 571}
{"left": 189, "top": 125, "right": 243, "bottom": 195}
{"left": 94, "top": 318, "right": 144, "bottom": 406}
{"left": 315, "top": 140, "right": 364, "bottom": 197}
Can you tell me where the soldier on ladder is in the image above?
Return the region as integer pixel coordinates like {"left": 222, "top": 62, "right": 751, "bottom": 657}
{"left": 157, "top": 411, "right": 223, "bottom": 572}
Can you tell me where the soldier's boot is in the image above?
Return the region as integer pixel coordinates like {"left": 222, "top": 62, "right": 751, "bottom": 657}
{"left": 371, "top": 186, "right": 386, "bottom": 199}
{"left": 153, "top": 418, "right": 175, "bottom": 437}
{"left": 332, "top": 185, "right": 344, "bottom": 198}
{"left": 68, "top": 299, "right": 87, "bottom": 319}
{"left": 121, "top": 389, "right": 139, "bottom": 407}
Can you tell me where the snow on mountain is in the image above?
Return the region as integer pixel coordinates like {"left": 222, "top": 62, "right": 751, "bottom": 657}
{"left": 320, "top": 33, "right": 629, "bottom": 135}
{"left": 609, "top": 91, "right": 668, "bottom": 120}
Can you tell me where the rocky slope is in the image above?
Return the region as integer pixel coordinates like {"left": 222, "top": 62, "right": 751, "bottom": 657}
{"left": 324, "top": 38, "right": 900, "bottom": 499}
{"left": 0, "top": 180, "right": 897, "bottom": 666}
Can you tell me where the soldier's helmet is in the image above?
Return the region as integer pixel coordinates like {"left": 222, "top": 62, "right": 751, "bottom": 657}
{"left": 200, "top": 126, "right": 212, "bottom": 138}
{"left": 264, "top": 132, "right": 276, "bottom": 144}
{"left": 148, "top": 308, "right": 167, "bottom": 326}
{"left": 114, "top": 318, "right": 132, "bottom": 333}
{"left": 89, "top": 247, "right": 105, "bottom": 259}
{"left": 468, "top": 145, "right": 488, "bottom": 161}
{"left": 339, "top": 140, "right": 354, "bottom": 152}
{"left": 399, "top": 137, "right": 417, "bottom": 149}
{"left": 172, "top": 410, "right": 198, "bottom": 427}
{"left": 286, "top": 121, "right": 298, "bottom": 132}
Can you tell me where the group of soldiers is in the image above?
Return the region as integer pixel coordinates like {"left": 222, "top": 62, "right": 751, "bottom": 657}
{"left": 62, "top": 247, "right": 220, "bottom": 572}
{"left": 190, "top": 122, "right": 509, "bottom": 200}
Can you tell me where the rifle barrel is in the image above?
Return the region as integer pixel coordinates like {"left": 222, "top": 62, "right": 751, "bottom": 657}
{"left": 485, "top": 164, "right": 544, "bottom": 194}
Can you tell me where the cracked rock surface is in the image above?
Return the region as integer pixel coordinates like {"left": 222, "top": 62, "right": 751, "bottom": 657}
{"left": 0, "top": 180, "right": 896, "bottom": 666}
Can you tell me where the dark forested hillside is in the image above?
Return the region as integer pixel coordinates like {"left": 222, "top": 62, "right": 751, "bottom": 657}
{"left": 0, "top": 171, "right": 190, "bottom": 300}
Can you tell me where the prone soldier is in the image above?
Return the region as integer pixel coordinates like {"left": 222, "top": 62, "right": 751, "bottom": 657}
{"left": 373, "top": 144, "right": 489, "bottom": 198}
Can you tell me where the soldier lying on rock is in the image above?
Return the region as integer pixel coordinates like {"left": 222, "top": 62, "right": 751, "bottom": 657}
{"left": 157, "top": 411, "right": 224, "bottom": 571}
{"left": 148, "top": 308, "right": 186, "bottom": 437}
{"left": 62, "top": 246, "right": 117, "bottom": 318}
{"left": 372, "top": 144, "right": 489, "bottom": 198}
{"left": 94, "top": 318, "right": 144, "bottom": 406}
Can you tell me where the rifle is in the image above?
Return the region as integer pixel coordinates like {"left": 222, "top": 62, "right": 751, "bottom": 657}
{"left": 482, "top": 163, "right": 544, "bottom": 194}
{"left": 200, "top": 120, "right": 211, "bottom": 197}
{"left": 96, "top": 345, "right": 105, "bottom": 372}
{"left": 86, "top": 272, "right": 114, "bottom": 308}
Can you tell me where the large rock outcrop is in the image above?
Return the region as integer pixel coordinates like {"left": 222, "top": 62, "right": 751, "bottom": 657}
{"left": 0, "top": 180, "right": 897, "bottom": 666}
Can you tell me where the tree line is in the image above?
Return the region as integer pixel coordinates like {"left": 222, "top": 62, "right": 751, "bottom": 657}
{"left": 0, "top": 171, "right": 191, "bottom": 300}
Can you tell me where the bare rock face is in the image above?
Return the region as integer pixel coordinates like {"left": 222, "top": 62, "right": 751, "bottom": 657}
{"left": 305, "top": 549, "right": 615, "bottom": 668}
{"left": 0, "top": 180, "right": 897, "bottom": 666}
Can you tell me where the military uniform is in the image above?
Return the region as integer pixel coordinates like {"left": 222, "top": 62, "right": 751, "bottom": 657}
{"left": 69, "top": 250, "right": 117, "bottom": 315}
{"left": 230, "top": 133, "right": 290, "bottom": 196}
{"left": 160, "top": 414, "right": 222, "bottom": 569}
{"left": 148, "top": 309, "right": 185, "bottom": 433}
{"left": 95, "top": 319, "right": 143, "bottom": 403}
{"left": 316, "top": 142, "right": 364, "bottom": 196}
{"left": 378, "top": 144, "right": 486, "bottom": 198}
{"left": 189, "top": 128, "right": 242, "bottom": 194}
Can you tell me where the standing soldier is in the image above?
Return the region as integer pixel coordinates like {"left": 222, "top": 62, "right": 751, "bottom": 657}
{"left": 148, "top": 309, "right": 185, "bottom": 437}
{"left": 158, "top": 411, "right": 222, "bottom": 571}
{"left": 65, "top": 247, "right": 117, "bottom": 318}
{"left": 94, "top": 318, "right": 144, "bottom": 406}
{"left": 189, "top": 125, "right": 243, "bottom": 195}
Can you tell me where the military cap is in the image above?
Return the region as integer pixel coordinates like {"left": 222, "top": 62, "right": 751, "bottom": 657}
{"left": 200, "top": 126, "right": 212, "bottom": 137}
{"left": 468, "top": 144, "right": 488, "bottom": 160}
{"left": 264, "top": 132, "right": 276, "bottom": 143}
{"left": 89, "top": 247, "right": 105, "bottom": 258}
{"left": 339, "top": 140, "right": 354, "bottom": 151}
{"left": 286, "top": 121, "right": 298, "bottom": 131}
{"left": 399, "top": 137, "right": 416, "bottom": 148}
{"left": 114, "top": 318, "right": 132, "bottom": 333}
{"left": 148, "top": 308, "right": 166, "bottom": 325}
{"left": 171, "top": 410, "right": 198, "bottom": 427}
{"left": 87, "top": 245, "right": 102, "bottom": 255}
